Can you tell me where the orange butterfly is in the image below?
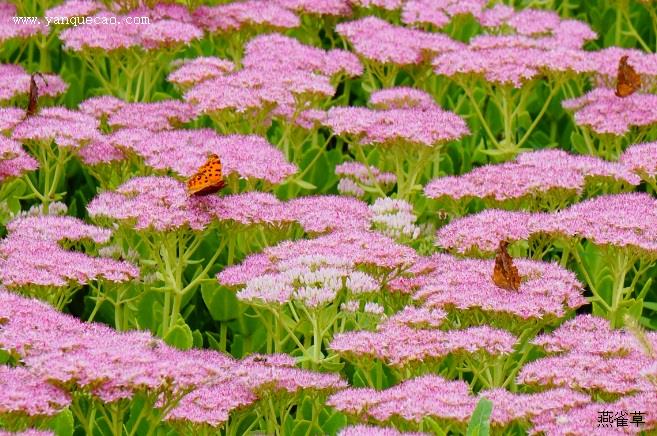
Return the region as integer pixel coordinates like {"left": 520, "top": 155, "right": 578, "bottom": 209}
{"left": 615, "top": 55, "right": 641, "bottom": 98}
{"left": 186, "top": 153, "right": 226, "bottom": 196}
{"left": 491, "top": 240, "right": 521, "bottom": 291}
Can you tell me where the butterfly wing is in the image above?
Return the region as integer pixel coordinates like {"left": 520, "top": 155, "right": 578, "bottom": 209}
{"left": 491, "top": 241, "right": 521, "bottom": 291}
{"left": 616, "top": 56, "right": 641, "bottom": 98}
{"left": 25, "top": 74, "right": 39, "bottom": 118}
{"left": 187, "top": 154, "right": 226, "bottom": 196}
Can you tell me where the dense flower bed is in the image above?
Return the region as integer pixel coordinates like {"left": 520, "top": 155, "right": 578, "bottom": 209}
{"left": 1, "top": 0, "right": 657, "bottom": 435}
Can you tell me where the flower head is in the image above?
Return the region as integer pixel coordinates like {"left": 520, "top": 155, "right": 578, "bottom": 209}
{"left": 563, "top": 88, "right": 657, "bottom": 136}
{"left": 12, "top": 107, "right": 100, "bottom": 148}
{"left": 192, "top": 1, "right": 299, "bottom": 33}
{"left": 167, "top": 56, "right": 235, "bottom": 87}
{"left": 336, "top": 17, "right": 463, "bottom": 66}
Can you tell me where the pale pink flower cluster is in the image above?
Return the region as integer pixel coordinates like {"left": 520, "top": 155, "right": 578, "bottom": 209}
{"left": 324, "top": 102, "right": 469, "bottom": 148}
{"left": 192, "top": 1, "right": 299, "bottom": 33}
{"left": 236, "top": 253, "right": 380, "bottom": 307}
{"left": 45, "top": 0, "right": 106, "bottom": 18}
{"left": 531, "top": 392, "right": 657, "bottom": 435}
{"left": 412, "top": 254, "right": 586, "bottom": 321}
{"left": 0, "top": 64, "right": 68, "bottom": 102}
{"left": 106, "top": 100, "right": 196, "bottom": 131}
{"left": 78, "top": 95, "right": 126, "bottom": 119}
{"left": 0, "top": 136, "right": 38, "bottom": 181}
{"left": 339, "top": 425, "right": 428, "bottom": 436}
{"left": 112, "top": 128, "right": 297, "bottom": 184}
{"left": 89, "top": 177, "right": 370, "bottom": 235}
{"left": 0, "top": 108, "right": 24, "bottom": 133}
{"left": 87, "top": 176, "right": 218, "bottom": 231}
{"left": 274, "top": 0, "right": 352, "bottom": 16}
{"left": 478, "top": 6, "right": 597, "bottom": 48}
{"left": 0, "top": 366, "right": 71, "bottom": 417}
{"left": 337, "top": 16, "right": 464, "bottom": 66}
{"left": 438, "top": 193, "right": 657, "bottom": 255}
{"left": 586, "top": 47, "right": 657, "bottom": 86}
{"left": 432, "top": 6, "right": 596, "bottom": 87}
{"left": 517, "top": 315, "right": 657, "bottom": 396}
{"left": 532, "top": 315, "right": 657, "bottom": 356}
{"left": 0, "top": 290, "right": 345, "bottom": 425}
{"left": 219, "top": 229, "right": 418, "bottom": 295}
{"left": 336, "top": 161, "right": 396, "bottom": 198}
{"left": 370, "top": 197, "right": 420, "bottom": 241}
{"left": 330, "top": 323, "right": 517, "bottom": 367}
{"left": 12, "top": 107, "right": 101, "bottom": 148}
{"left": 184, "top": 34, "right": 361, "bottom": 120}
{"left": 329, "top": 374, "right": 590, "bottom": 427}
{"left": 620, "top": 141, "right": 657, "bottom": 179}
{"left": 436, "top": 210, "right": 535, "bottom": 254}
{"left": 563, "top": 88, "right": 657, "bottom": 136}
{"left": 167, "top": 56, "right": 236, "bottom": 87}
{"left": 347, "top": 0, "right": 402, "bottom": 11}
{"left": 0, "top": 215, "right": 138, "bottom": 288}
{"left": 402, "top": 0, "right": 487, "bottom": 28}
{"left": 369, "top": 87, "right": 438, "bottom": 110}
{"left": 61, "top": 10, "right": 202, "bottom": 52}
{"left": 425, "top": 149, "right": 639, "bottom": 204}
{"left": 243, "top": 34, "right": 362, "bottom": 78}
{"left": 0, "top": 4, "right": 46, "bottom": 42}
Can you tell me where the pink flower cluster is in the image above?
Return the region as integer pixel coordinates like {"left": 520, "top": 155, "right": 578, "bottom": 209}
{"left": 274, "top": 0, "right": 352, "bottom": 17}
{"left": 12, "top": 107, "right": 101, "bottom": 148}
{"left": 167, "top": 56, "right": 236, "bottom": 87}
{"left": 411, "top": 253, "right": 585, "bottom": 321}
{"left": 109, "top": 128, "right": 297, "bottom": 184}
{"left": 105, "top": 100, "right": 196, "bottom": 131}
{"left": 0, "top": 290, "right": 345, "bottom": 425}
{"left": 336, "top": 16, "right": 464, "bottom": 66}
{"left": 330, "top": 323, "right": 517, "bottom": 367}
{"left": 0, "top": 3, "right": 46, "bottom": 42}
{"left": 0, "top": 366, "right": 71, "bottom": 417}
{"left": 0, "top": 215, "right": 138, "bottom": 289}
{"left": 323, "top": 88, "right": 469, "bottom": 147}
{"left": 424, "top": 149, "right": 639, "bottom": 205}
{"left": 620, "top": 141, "right": 657, "bottom": 180}
{"left": 192, "top": 1, "right": 299, "bottom": 33}
{"left": 0, "top": 136, "right": 38, "bottom": 181}
{"left": 401, "top": 0, "right": 487, "bottom": 28}
{"left": 183, "top": 34, "right": 361, "bottom": 121}
{"left": 0, "top": 64, "right": 68, "bottom": 102}
{"left": 336, "top": 161, "right": 396, "bottom": 198}
{"left": 328, "top": 374, "right": 589, "bottom": 427}
{"left": 518, "top": 315, "right": 657, "bottom": 395}
{"left": 438, "top": 193, "right": 657, "bottom": 255}
{"left": 60, "top": 6, "right": 203, "bottom": 52}
{"left": 89, "top": 176, "right": 370, "bottom": 234}
{"left": 563, "top": 88, "right": 657, "bottom": 136}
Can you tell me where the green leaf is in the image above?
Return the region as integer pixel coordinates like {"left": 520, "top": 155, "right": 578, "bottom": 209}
{"left": 292, "top": 178, "right": 317, "bottom": 190}
{"left": 321, "top": 411, "right": 347, "bottom": 435}
{"left": 201, "top": 283, "right": 241, "bottom": 322}
{"left": 136, "top": 291, "right": 161, "bottom": 332}
{"left": 300, "top": 397, "right": 314, "bottom": 421}
{"left": 163, "top": 317, "right": 194, "bottom": 350}
{"left": 48, "top": 408, "right": 74, "bottom": 436}
{"left": 291, "top": 420, "right": 312, "bottom": 436}
{"left": 466, "top": 398, "right": 493, "bottom": 436}
{"left": 192, "top": 329, "right": 204, "bottom": 348}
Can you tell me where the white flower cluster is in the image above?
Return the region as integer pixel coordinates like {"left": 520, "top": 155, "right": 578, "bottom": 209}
{"left": 370, "top": 197, "right": 420, "bottom": 241}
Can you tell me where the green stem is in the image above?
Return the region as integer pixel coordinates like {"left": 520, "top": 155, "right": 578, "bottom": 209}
{"left": 462, "top": 82, "right": 501, "bottom": 150}
{"left": 515, "top": 80, "right": 563, "bottom": 150}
